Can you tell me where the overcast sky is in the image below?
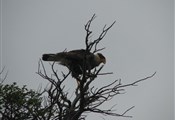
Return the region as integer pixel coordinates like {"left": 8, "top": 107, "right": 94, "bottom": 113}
{"left": 0, "top": 0, "right": 174, "bottom": 120}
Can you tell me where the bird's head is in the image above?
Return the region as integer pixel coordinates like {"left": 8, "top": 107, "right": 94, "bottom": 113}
{"left": 96, "top": 53, "right": 106, "bottom": 64}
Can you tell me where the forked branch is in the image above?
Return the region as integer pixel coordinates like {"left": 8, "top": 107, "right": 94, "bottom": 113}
{"left": 84, "top": 14, "right": 116, "bottom": 53}
{"left": 37, "top": 14, "right": 156, "bottom": 120}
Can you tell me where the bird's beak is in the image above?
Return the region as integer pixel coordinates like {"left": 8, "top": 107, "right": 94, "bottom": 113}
{"left": 102, "top": 58, "right": 106, "bottom": 64}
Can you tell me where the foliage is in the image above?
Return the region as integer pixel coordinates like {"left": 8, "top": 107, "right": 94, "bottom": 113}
{"left": 0, "top": 82, "right": 44, "bottom": 120}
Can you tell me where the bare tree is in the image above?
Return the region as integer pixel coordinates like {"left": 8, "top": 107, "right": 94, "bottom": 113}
{"left": 37, "top": 14, "right": 156, "bottom": 120}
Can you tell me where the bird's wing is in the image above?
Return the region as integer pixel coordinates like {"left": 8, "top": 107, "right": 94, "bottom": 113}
{"left": 68, "top": 49, "right": 93, "bottom": 60}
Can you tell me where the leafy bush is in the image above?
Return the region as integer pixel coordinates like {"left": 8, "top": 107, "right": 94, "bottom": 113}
{"left": 0, "top": 82, "right": 44, "bottom": 120}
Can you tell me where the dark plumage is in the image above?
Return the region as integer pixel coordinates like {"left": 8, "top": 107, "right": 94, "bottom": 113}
{"left": 42, "top": 49, "right": 106, "bottom": 78}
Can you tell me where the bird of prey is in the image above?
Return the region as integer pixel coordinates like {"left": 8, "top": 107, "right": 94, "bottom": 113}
{"left": 42, "top": 49, "right": 106, "bottom": 78}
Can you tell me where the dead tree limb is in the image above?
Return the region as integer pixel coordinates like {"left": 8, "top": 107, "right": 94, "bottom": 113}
{"left": 37, "top": 14, "right": 156, "bottom": 120}
{"left": 84, "top": 14, "right": 116, "bottom": 53}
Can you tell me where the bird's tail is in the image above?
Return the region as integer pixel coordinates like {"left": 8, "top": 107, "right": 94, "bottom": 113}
{"left": 42, "top": 54, "right": 57, "bottom": 61}
{"left": 42, "top": 52, "right": 65, "bottom": 61}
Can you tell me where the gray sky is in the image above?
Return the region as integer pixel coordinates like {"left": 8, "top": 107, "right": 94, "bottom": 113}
{"left": 0, "top": 0, "right": 174, "bottom": 120}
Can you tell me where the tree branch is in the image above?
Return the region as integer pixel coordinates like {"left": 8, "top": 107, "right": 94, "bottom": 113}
{"left": 84, "top": 14, "right": 116, "bottom": 53}
{"left": 37, "top": 14, "right": 156, "bottom": 120}
{"left": 0, "top": 66, "right": 8, "bottom": 83}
